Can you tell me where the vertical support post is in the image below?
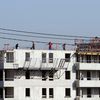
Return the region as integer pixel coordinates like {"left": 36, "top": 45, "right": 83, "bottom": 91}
{"left": 4, "top": 52, "right": 6, "bottom": 63}
{"left": 80, "top": 88, "right": 83, "bottom": 98}
{"left": 3, "top": 87, "right": 5, "bottom": 99}
{"left": 3, "top": 69, "right": 5, "bottom": 81}
{"left": 96, "top": 70, "right": 97, "bottom": 80}
{"left": 3, "top": 69, "right": 5, "bottom": 99}
{"left": 56, "top": 43, "right": 58, "bottom": 50}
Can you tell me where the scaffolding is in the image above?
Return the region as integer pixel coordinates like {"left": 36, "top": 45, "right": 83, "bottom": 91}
{"left": 75, "top": 37, "right": 100, "bottom": 54}
{"left": 75, "top": 37, "right": 100, "bottom": 100}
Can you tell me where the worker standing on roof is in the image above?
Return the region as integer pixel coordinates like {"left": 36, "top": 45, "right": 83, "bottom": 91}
{"left": 31, "top": 41, "right": 35, "bottom": 49}
{"left": 48, "top": 42, "right": 53, "bottom": 50}
{"left": 62, "top": 43, "right": 66, "bottom": 50}
{"left": 15, "top": 43, "right": 19, "bottom": 49}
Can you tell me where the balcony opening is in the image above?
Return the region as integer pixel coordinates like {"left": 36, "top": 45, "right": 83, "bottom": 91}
{"left": 87, "top": 88, "right": 91, "bottom": 98}
{"left": 5, "top": 87, "right": 14, "bottom": 98}
{"left": 25, "top": 88, "right": 30, "bottom": 97}
{"left": 99, "top": 55, "right": 100, "bottom": 63}
{"left": 0, "top": 88, "right": 3, "bottom": 98}
{"left": 65, "top": 88, "right": 71, "bottom": 97}
{"left": 42, "top": 71, "right": 47, "bottom": 81}
{"left": 76, "top": 88, "right": 80, "bottom": 96}
{"left": 6, "top": 52, "right": 14, "bottom": 63}
{"left": 42, "top": 88, "right": 46, "bottom": 98}
{"left": 49, "top": 53, "right": 53, "bottom": 63}
{"left": 65, "top": 53, "right": 70, "bottom": 62}
{"left": 87, "top": 71, "right": 91, "bottom": 80}
{"left": 49, "top": 88, "right": 54, "bottom": 98}
{"left": 76, "top": 71, "right": 80, "bottom": 79}
{"left": 25, "top": 70, "right": 30, "bottom": 79}
{"left": 25, "top": 52, "right": 30, "bottom": 61}
{"left": 65, "top": 71, "right": 70, "bottom": 79}
{"left": 42, "top": 53, "right": 46, "bottom": 63}
{"left": 80, "top": 55, "right": 84, "bottom": 63}
{"left": 0, "top": 70, "right": 3, "bottom": 81}
{"left": 5, "top": 70, "right": 14, "bottom": 81}
{"left": 92, "top": 55, "right": 98, "bottom": 63}
{"left": 86, "top": 55, "right": 91, "bottom": 63}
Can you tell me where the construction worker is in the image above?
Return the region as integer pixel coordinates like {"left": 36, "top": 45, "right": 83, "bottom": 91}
{"left": 62, "top": 43, "right": 66, "bottom": 50}
{"left": 31, "top": 41, "right": 35, "bottom": 49}
{"left": 15, "top": 43, "right": 19, "bottom": 49}
{"left": 48, "top": 42, "right": 53, "bottom": 50}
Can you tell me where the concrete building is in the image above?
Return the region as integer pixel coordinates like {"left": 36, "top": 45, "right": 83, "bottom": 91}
{"left": 75, "top": 37, "right": 100, "bottom": 100}
{"left": 0, "top": 37, "right": 100, "bottom": 100}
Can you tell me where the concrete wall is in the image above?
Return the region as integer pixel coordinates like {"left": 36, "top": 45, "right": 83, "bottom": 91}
{"left": 0, "top": 49, "right": 76, "bottom": 100}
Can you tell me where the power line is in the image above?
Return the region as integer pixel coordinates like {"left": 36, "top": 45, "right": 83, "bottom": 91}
{"left": 0, "top": 36, "right": 33, "bottom": 42}
{"left": 0, "top": 27, "right": 94, "bottom": 39}
{"left": 0, "top": 36, "right": 75, "bottom": 46}
{"left": 0, "top": 32, "right": 77, "bottom": 41}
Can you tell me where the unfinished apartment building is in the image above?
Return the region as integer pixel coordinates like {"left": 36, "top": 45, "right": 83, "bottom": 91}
{"left": 0, "top": 37, "right": 100, "bottom": 100}
{"left": 75, "top": 37, "right": 100, "bottom": 100}
{"left": 0, "top": 47, "right": 76, "bottom": 100}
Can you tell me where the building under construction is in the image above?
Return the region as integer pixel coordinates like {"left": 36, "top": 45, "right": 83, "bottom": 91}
{"left": 0, "top": 37, "right": 100, "bottom": 100}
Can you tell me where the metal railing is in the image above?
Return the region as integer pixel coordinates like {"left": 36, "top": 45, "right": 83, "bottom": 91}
{"left": 2, "top": 58, "right": 68, "bottom": 69}
{"left": 23, "top": 58, "right": 66, "bottom": 70}
{"left": 42, "top": 95, "right": 46, "bottom": 98}
{"left": 79, "top": 60, "right": 100, "bottom": 63}
{"left": 6, "top": 59, "right": 14, "bottom": 63}
{"left": 80, "top": 77, "right": 100, "bottom": 80}
{"left": 5, "top": 95, "right": 14, "bottom": 98}
{"left": 5, "top": 78, "right": 14, "bottom": 81}
{"left": 49, "top": 95, "right": 53, "bottom": 98}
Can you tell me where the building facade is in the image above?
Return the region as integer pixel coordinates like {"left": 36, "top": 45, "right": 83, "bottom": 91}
{"left": 0, "top": 49, "right": 76, "bottom": 100}
{"left": 0, "top": 37, "right": 100, "bottom": 100}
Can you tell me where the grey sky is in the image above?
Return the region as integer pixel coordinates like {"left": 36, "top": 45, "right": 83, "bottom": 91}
{"left": 0, "top": 0, "right": 100, "bottom": 48}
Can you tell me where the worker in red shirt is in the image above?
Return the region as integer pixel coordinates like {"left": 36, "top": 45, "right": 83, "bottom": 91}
{"left": 48, "top": 42, "right": 53, "bottom": 50}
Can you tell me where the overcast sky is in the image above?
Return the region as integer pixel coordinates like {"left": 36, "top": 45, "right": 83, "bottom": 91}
{"left": 0, "top": 0, "right": 100, "bottom": 49}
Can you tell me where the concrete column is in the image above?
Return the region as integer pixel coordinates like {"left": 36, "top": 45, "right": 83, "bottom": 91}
{"left": 96, "top": 71, "right": 97, "bottom": 80}
{"left": 3, "top": 70, "right": 5, "bottom": 81}
{"left": 4, "top": 53, "right": 6, "bottom": 63}
{"left": 3, "top": 88, "right": 5, "bottom": 99}
{"left": 80, "top": 89, "right": 83, "bottom": 97}
{"left": 3, "top": 70, "right": 5, "bottom": 99}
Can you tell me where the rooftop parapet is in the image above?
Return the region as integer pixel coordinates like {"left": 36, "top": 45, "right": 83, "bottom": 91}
{"left": 1, "top": 43, "right": 75, "bottom": 51}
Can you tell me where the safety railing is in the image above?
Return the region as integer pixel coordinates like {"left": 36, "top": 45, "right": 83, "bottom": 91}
{"left": 22, "top": 58, "right": 66, "bottom": 70}
{"left": 49, "top": 95, "right": 53, "bottom": 98}
{"left": 78, "top": 60, "right": 100, "bottom": 63}
{"left": 5, "top": 95, "right": 14, "bottom": 98}
{"left": 80, "top": 77, "right": 100, "bottom": 80}
{"left": 5, "top": 78, "right": 14, "bottom": 81}
{"left": 6, "top": 59, "right": 14, "bottom": 63}
{"left": 42, "top": 95, "right": 46, "bottom": 98}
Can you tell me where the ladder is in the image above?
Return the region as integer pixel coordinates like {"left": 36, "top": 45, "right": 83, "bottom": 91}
{"left": 23, "top": 58, "right": 32, "bottom": 70}
{"left": 58, "top": 59, "right": 65, "bottom": 69}
{"left": 49, "top": 58, "right": 65, "bottom": 79}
